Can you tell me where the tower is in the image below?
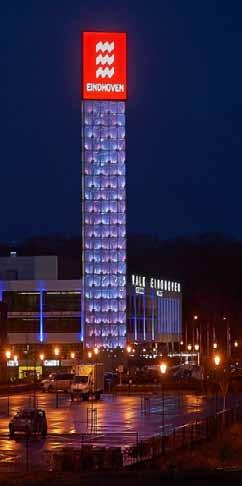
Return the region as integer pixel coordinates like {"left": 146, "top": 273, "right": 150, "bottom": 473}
{"left": 81, "top": 32, "right": 127, "bottom": 348}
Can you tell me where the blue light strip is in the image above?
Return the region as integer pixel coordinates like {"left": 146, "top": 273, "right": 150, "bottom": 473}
{"left": 143, "top": 292, "right": 146, "bottom": 341}
{"left": 39, "top": 290, "right": 43, "bottom": 342}
{"left": 80, "top": 283, "right": 84, "bottom": 342}
{"left": 151, "top": 289, "right": 155, "bottom": 341}
{"left": 133, "top": 288, "right": 137, "bottom": 341}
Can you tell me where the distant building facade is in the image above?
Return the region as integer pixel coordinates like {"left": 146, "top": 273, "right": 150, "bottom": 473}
{"left": 0, "top": 256, "right": 182, "bottom": 378}
{"left": 0, "top": 257, "right": 182, "bottom": 357}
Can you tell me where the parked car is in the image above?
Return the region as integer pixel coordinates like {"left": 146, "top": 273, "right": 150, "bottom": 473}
{"left": 42, "top": 373, "right": 74, "bottom": 392}
{"left": 40, "top": 373, "right": 56, "bottom": 390}
{"left": 9, "top": 408, "right": 47, "bottom": 438}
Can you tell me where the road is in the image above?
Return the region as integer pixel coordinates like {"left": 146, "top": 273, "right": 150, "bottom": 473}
{"left": 0, "top": 390, "right": 240, "bottom": 470}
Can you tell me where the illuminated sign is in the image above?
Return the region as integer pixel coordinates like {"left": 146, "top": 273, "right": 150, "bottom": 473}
{"left": 43, "top": 360, "right": 59, "bottom": 367}
{"left": 82, "top": 32, "right": 127, "bottom": 100}
{"left": 135, "top": 287, "right": 145, "bottom": 295}
{"left": 131, "top": 275, "right": 181, "bottom": 293}
{"left": 7, "top": 360, "right": 19, "bottom": 367}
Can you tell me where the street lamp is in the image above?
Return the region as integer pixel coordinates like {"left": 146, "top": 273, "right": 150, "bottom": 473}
{"left": 213, "top": 343, "right": 218, "bottom": 349}
{"left": 187, "top": 344, "right": 192, "bottom": 352}
{"left": 54, "top": 347, "right": 60, "bottom": 357}
{"left": 94, "top": 347, "right": 99, "bottom": 356}
{"left": 13, "top": 354, "right": 18, "bottom": 362}
{"left": 180, "top": 341, "right": 183, "bottom": 346}
{"left": 194, "top": 344, "right": 200, "bottom": 365}
{"left": 88, "top": 351, "right": 92, "bottom": 359}
{"left": 70, "top": 351, "right": 75, "bottom": 359}
{"left": 39, "top": 353, "right": 45, "bottom": 362}
{"left": 126, "top": 345, "right": 132, "bottom": 354}
{"left": 5, "top": 350, "right": 11, "bottom": 416}
{"left": 160, "top": 362, "right": 167, "bottom": 375}
{"left": 159, "top": 362, "right": 167, "bottom": 454}
{"left": 53, "top": 347, "right": 60, "bottom": 376}
{"left": 213, "top": 354, "right": 221, "bottom": 414}
{"left": 234, "top": 341, "right": 239, "bottom": 348}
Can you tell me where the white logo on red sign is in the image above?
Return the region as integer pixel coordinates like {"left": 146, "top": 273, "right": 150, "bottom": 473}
{"left": 96, "top": 41, "right": 115, "bottom": 79}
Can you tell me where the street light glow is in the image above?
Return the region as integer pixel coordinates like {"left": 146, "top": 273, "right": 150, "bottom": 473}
{"left": 194, "top": 344, "right": 199, "bottom": 351}
{"left": 193, "top": 315, "right": 198, "bottom": 320}
{"left": 5, "top": 350, "right": 11, "bottom": 360}
{"left": 214, "top": 354, "right": 221, "bottom": 366}
{"left": 213, "top": 343, "right": 218, "bottom": 349}
{"left": 88, "top": 351, "right": 92, "bottom": 359}
{"left": 13, "top": 354, "right": 18, "bottom": 362}
{"left": 234, "top": 341, "right": 238, "bottom": 348}
{"left": 160, "top": 362, "right": 167, "bottom": 375}
{"left": 180, "top": 341, "right": 183, "bottom": 346}
{"left": 39, "top": 353, "right": 44, "bottom": 361}
{"left": 126, "top": 345, "right": 132, "bottom": 353}
{"left": 54, "top": 347, "right": 60, "bottom": 357}
{"left": 187, "top": 344, "right": 192, "bottom": 351}
{"left": 94, "top": 347, "right": 99, "bottom": 355}
{"left": 70, "top": 351, "right": 75, "bottom": 359}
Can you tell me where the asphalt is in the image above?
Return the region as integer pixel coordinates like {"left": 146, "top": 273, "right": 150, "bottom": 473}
{"left": 0, "top": 391, "right": 240, "bottom": 470}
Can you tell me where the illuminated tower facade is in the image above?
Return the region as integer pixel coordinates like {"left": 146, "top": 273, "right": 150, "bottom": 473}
{"left": 81, "top": 32, "right": 127, "bottom": 348}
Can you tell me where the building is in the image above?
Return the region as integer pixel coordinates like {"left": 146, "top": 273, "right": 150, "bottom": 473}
{"left": 0, "top": 32, "right": 183, "bottom": 374}
{"left": 127, "top": 274, "right": 182, "bottom": 348}
{"left": 0, "top": 255, "right": 182, "bottom": 376}
{"left": 0, "top": 255, "right": 58, "bottom": 281}
{"left": 81, "top": 32, "right": 127, "bottom": 349}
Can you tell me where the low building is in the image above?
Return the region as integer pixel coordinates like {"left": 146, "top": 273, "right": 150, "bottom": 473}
{"left": 127, "top": 274, "right": 182, "bottom": 348}
{"left": 0, "top": 255, "right": 182, "bottom": 375}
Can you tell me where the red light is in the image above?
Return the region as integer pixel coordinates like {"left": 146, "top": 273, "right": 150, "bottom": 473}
{"left": 82, "top": 32, "right": 127, "bottom": 100}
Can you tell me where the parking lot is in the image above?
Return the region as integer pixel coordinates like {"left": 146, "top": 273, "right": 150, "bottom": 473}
{"left": 0, "top": 390, "right": 239, "bottom": 470}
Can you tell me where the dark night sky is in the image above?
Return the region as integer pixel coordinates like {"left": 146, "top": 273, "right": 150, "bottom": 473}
{"left": 2, "top": 1, "right": 242, "bottom": 242}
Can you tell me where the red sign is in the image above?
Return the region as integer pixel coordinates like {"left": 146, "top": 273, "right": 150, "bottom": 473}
{"left": 82, "top": 32, "right": 127, "bottom": 100}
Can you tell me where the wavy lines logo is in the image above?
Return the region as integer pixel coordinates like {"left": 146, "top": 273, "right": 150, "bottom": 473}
{"left": 96, "top": 40, "right": 115, "bottom": 79}
{"left": 82, "top": 32, "right": 127, "bottom": 100}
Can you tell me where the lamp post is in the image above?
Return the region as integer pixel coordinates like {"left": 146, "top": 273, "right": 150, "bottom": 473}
{"left": 94, "top": 347, "right": 99, "bottom": 357}
{"left": 194, "top": 344, "right": 200, "bottom": 366}
{"left": 126, "top": 345, "right": 132, "bottom": 377}
{"left": 5, "top": 350, "right": 11, "bottom": 416}
{"left": 160, "top": 362, "right": 167, "bottom": 454}
{"left": 193, "top": 315, "right": 198, "bottom": 348}
{"left": 179, "top": 341, "right": 183, "bottom": 365}
{"left": 39, "top": 353, "right": 45, "bottom": 379}
{"left": 54, "top": 347, "right": 60, "bottom": 373}
{"left": 213, "top": 354, "right": 221, "bottom": 414}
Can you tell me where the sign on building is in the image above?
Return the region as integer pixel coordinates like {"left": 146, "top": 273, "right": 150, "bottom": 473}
{"left": 82, "top": 32, "right": 127, "bottom": 100}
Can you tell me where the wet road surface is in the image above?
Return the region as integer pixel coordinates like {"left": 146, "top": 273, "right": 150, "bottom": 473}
{"left": 0, "top": 391, "right": 240, "bottom": 469}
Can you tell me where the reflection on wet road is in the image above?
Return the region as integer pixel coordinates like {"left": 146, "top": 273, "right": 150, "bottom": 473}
{"left": 0, "top": 391, "right": 240, "bottom": 465}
